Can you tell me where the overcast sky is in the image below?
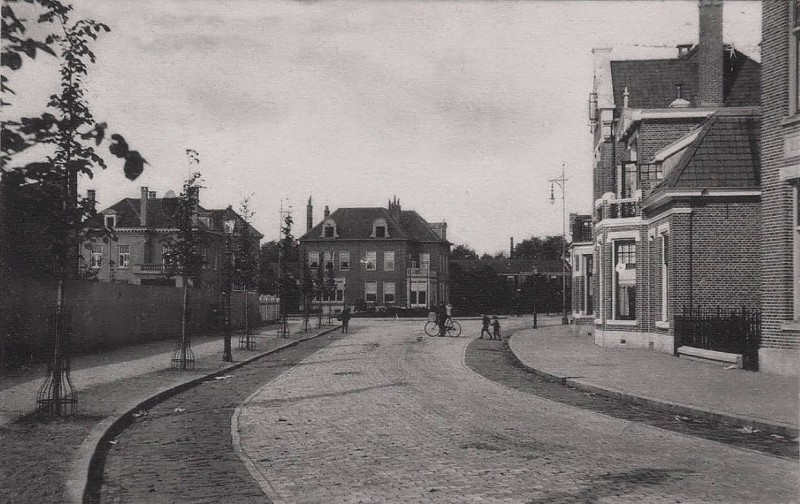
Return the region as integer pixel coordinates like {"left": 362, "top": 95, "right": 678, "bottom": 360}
{"left": 8, "top": 0, "right": 761, "bottom": 254}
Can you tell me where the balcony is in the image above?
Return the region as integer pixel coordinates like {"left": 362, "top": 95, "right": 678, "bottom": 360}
{"left": 595, "top": 194, "right": 641, "bottom": 223}
{"left": 134, "top": 263, "right": 166, "bottom": 275}
{"left": 407, "top": 267, "right": 437, "bottom": 278}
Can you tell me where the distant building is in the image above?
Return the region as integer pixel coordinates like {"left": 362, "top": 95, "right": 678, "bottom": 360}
{"left": 298, "top": 197, "right": 449, "bottom": 312}
{"left": 759, "top": 1, "right": 799, "bottom": 375}
{"left": 82, "top": 186, "right": 263, "bottom": 291}
{"left": 568, "top": 214, "right": 594, "bottom": 335}
{"left": 587, "top": 0, "right": 761, "bottom": 359}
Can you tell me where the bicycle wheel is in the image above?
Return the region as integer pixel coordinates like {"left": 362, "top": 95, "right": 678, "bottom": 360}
{"left": 447, "top": 320, "right": 462, "bottom": 337}
{"left": 424, "top": 321, "right": 439, "bottom": 337}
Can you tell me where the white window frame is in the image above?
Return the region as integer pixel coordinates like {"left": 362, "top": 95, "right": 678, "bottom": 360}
{"left": 660, "top": 229, "right": 670, "bottom": 324}
{"left": 794, "top": 186, "right": 800, "bottom": 319}
{"left": 335, "top": 278, "right": 345, "bottom": 302}
{"left": 365, "top": 281, "right": 378, "bottom": 303}
{"left": 420, "top": 253, "right": 430, "bottom": 271}
{"left": 118, "top": 244, "right": 130, "bottom": 269}
{"left": 90, "top": 243, "right": 103, "bottom": 269}
{"left": 383, "top": 251, "right": 395, "bottom": 271}
{"left": 611, "top": 237, "right": 637, "bottom": 322}
{"left": 324, "top": 251, "right": 334, "bottom": 270}
{"left": 365, "top": 251, "right": 376, "bottom": 271}
{"left": 410, "top": 279, "right": 428, "bottom": 307}
{"left": 383, "top": 281, "right": 395, "bottom": 304}
{"left": 372, "top": 218, "right": 389, "bottom": 238}
{"left": 308, "top": 251, "right": 319, "bottom": 269}
{"left": 339, "top": 251, "right": 350, "bottom": 271}
{"left": 104, "top": 214, "right": 116, "bottom": 229}
{"left": 791, "top": 0, "right": 800, "bottom": 115}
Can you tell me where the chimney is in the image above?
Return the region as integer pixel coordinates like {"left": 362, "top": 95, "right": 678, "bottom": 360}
{"left": 307, "top": 196, "right": 313, "bottom": 232}
{"left": 148, "top": 190, "right": 156, "bottom": 199}
{"left": 698, "top": 0, "right": 723, "bottom": 107}
{"left": 140, "top": 186, "right": 148, "bottom": 226}
{"left": 510, "top": 237, "right": 514, "bottom": 258}
{"left": 622, "top": 87, "right": 629, "bottom": 109}
{"left": 677, "top": 43, "right": 693, "bottom": 58}
{"left": 323, "top": 205, "right": 330, "bottom": 219}
{"left": 388, "top": 195, "right": 401, "bottom": 219}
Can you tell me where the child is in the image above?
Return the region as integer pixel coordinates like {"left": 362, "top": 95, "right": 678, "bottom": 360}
{"left": 491, "top": 316, "right": 501, "bottom": 340}
{"left": 480, "top": 314, "right": 492, "bottom": 339}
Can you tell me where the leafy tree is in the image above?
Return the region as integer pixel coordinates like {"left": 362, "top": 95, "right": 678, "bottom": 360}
{"left": 450, "top": 244, "right": 478, "bottom": 260}
{"left": 234, "top": 196, "right": 258, "bottom": 349}
{"left": 162, "top": 168, "right": 204, "bottom": 369}
{"left": 513, "top": 235, "right": 568, "bottom": 262}
{"left": 277, "top": 211, "right": 295, "bottom": 336}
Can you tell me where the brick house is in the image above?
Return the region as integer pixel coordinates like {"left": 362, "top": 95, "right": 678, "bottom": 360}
{"left": 759, "top": 1, "right": 800, "bottom": 375}
{"left": 82, "top": 186, "right": 263, "bottom": 292}
{"left": 587, "top": 0, "right": 762, "bottom": 357}
{"left": 569, "top": 214, "right": 594, "bottom": 336}
{"left": 298, "top": 197, "right": 449, "bottom": 312}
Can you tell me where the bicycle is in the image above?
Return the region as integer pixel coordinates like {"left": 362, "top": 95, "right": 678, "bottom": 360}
{"left": 424, "top": 317, "right": 462, "bottom": 337}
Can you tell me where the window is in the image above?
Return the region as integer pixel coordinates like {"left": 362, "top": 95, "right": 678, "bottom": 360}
{"left": 420, "top": 253, "right": 430, "bottom": 270}
{"left": 410, "top": 279, "right": 427, "bottom": 307}
{"left": 339, "top": 251, "right": 350, "bottom": 271}
{"left": 324, "top": 225, "right": 335, "bottom": 238}
{"left": 365, "top": 251, "right": 376, "bottom": 271}
{"left": 372, "top": 218, "right": 389, "bottom": 238}
{"left": 335, "top": 278, "right": 345, "bottom": 302}
{"left": 104, "top": 214, "right": 116, "bottom": 229}
{"left": 574, "top": 254, "right": 580, "bottom": 272}
{"left": 118, "top": 244, "right": 130, "bottom": 269}
{"left": 324, "top": 251, "right": 334, "bottom": 270}
{"left": 640, "top": 163, "right": 663, "bottom": 181}
{"left": 384, "top": 281, "right": 395, "bottom": 303}
{"left": 617, "top": 162, "right": 637, "bottom": 199}
{"left": 614, "top": 241, "right": 636, "bottom": 320}
{"left": 585, "top": 255, "right": 594, "bottom": 314}
{"left": 365, "top": 281, "right": 377, "bottom": 303}
{"left": 660, "top": 234, "right": 670, "bottom": 322}
{"left": 794, "top": 187, "right": 800, "bottom": 319}
{"left": 384, "top": 251, "right": 395, "bottom": 271}
{"left": 308, "top": 251, "right": 319, "bottom": 269}
{"left": 90, "top": 244, "right": 102, "bottom": 269}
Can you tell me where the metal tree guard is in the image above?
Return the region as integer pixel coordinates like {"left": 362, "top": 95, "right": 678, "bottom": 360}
{"left": 171, "top": 275, "right": 195, "bottom": 370}
{"left": 37, "top": 307, "right": 78, "bottom": 417}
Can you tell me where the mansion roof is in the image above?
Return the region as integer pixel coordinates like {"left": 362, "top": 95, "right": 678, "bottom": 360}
{"left": 300, "top": 207, "right": 446, "bottom": 243}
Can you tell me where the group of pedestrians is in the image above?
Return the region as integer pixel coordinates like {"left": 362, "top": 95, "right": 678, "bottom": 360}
{"left": 479, "top": 314, "right": 501, "bottom": 340}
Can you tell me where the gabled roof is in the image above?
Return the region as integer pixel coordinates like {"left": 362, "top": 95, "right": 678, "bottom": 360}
{"left": 300, "top": 207, "right": 444, "bottom": 242}
{"left": 610, "top": 48, "right": 760, "bottom": 109}
{"left": 648, "top": 113, "right": 760, "bottom": 194}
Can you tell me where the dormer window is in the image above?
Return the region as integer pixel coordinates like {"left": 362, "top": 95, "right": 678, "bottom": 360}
{"left": 104, "top": 213, "right": 116, "bottom": 229}
{"left": 372, "top": 218, "right": 389, "bottom": 238}
{"left": 320, "top": 218, "right": 338, "bottom": 238}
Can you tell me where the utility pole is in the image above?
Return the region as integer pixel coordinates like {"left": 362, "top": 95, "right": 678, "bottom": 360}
{"left": 549, "top": 164, "right": 569, "bottom": 326}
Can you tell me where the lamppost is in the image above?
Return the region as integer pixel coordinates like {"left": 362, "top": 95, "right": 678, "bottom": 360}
{"left": 223, "top": 217, "right": 236, "bottom": 362}
{"left": 549, "top": 164, "right": 569, "bottom": 325}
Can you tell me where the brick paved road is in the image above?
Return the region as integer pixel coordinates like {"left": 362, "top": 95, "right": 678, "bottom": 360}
{"left": 237, "top": 320, "right": 798, "bottom": 504}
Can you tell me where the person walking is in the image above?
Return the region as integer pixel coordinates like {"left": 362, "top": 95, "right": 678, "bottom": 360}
{"left": 480, "top": 314, "right": 492, "bottom": 339}
{"left": 491, "top": 316, "right": 501, "bottom": 340}
{"left": 340, "top": 307, "right": 351, "bottom": 334}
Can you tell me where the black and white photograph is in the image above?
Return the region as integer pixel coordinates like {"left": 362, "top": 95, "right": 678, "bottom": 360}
{"left": 1, "top": 0, "right": 798, "bottom": 502}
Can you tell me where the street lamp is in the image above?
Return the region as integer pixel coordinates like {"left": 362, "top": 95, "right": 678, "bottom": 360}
{"left": 223, "top": 217, "right": 236, "bottom": 362}
{"left": 549, "top": 165, "right": 569, "bottom": 326}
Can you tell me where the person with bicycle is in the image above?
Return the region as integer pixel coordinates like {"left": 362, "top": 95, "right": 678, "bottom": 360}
{"left": 480, "top": 314, "right": 492, "bottom": 339}
{"left": 436, "top": 303, "right": 448, "bottom": 337}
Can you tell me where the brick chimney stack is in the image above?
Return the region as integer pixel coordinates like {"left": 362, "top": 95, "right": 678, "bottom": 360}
{"left": 324, "top": 205, "right": 330, "bottom": 219}
{"left": 698, "top": 0, "right": 724, "bottom": 107}
{"left": 306, "top": 196, "right": 313, "bottom": 232}
{"left": 510, "top": 237, "right": 514, "bottom": 258}
{"left": 140, "top": 186, "right": 148, "bottom": 226}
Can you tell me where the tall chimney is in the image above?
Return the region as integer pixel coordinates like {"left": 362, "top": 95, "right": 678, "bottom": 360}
{"left": 698, "top": 0, "right": 723, "bottom": 107}
{"left": 307, "top": 196, "right": 313, "bottom": 232}
{"left": 324, "top": 205, "right": 330, "bottom": 218}
{"left": 510, "top": 237, "right": 514, "bottom": 258}
{"left": 140, "top": 186, "right": 148, "bottom": 226}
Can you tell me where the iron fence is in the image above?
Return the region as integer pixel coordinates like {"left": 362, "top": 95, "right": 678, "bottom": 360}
{"left": 673, "top": 305, "right": 761, "bottom": 371}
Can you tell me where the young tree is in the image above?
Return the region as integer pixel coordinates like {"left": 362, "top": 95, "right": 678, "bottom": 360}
{"left": 277, "top": 211, "right": 294, "bottom": 337}
{"left": 2, "top": 0, "right": 146, "bottom": 416}
{"left": 234, "top": 196, "right": 258, "bottom": 350}
{"left": 162, "top": 167, "right": 204, "bottom": 370}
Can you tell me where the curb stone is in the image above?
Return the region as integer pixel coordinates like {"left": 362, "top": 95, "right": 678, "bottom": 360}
{"left": 504, "top": 334, "right": 799, "bottom": 439}
{"left": 67, "top": 325, "right": 342, "bottom": 504}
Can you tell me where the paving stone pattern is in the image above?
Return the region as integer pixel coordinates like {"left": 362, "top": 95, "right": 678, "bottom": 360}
{"left": 237, "top": 320, "right": 798, "bottom": 504}
{"left": 98, "top": 330, "right": 346, "bottom": 504}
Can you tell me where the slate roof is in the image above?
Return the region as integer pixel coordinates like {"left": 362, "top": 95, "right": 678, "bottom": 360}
{"left": 452, "top": 259, "right": 568, "bottom": 276}
{"left": 610, "top": 47, "right": 760, "bottom": 109}
{"left": 649, "top": 114, "right": 760, "bottom": 194}
{"left": 95, "top": 197, "right": 263, "bottom": 238}
{"left": 300, "top": 207, "right": 445, "bottom": 242}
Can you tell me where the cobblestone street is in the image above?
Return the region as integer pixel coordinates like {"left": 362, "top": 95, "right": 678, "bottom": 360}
{"left": 98, "top": 319, "right": 798, "bottom": 503}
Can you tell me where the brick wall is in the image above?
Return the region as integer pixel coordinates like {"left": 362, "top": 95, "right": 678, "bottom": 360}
{"left": 760, "top": 0, "right": 799, "bottom": 352}
{"left": 638, "top": 120, "right": 703, "bottom": 163}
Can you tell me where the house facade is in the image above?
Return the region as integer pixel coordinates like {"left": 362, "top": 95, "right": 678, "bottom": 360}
{"left": 587, "top": 0, "right": 762, "bottom": 358}
{"left": 298, "top": 197, "right": 450, "bottom": 312}
{"left": 759, "top": 1, "right": 800, "bottom": 375}
{"left": 81, "top": 186, "right": 263, "bottom": 293}
{"left": 569, "top": 214, "right": 594, "bottom": 336}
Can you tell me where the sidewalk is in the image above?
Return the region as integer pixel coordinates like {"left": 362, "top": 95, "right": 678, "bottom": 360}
{"left": 508, "top": 322, "right": 799, "bottom": 436}
{"left": 0, "top": 320, "right": 326, "bottom": 426}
